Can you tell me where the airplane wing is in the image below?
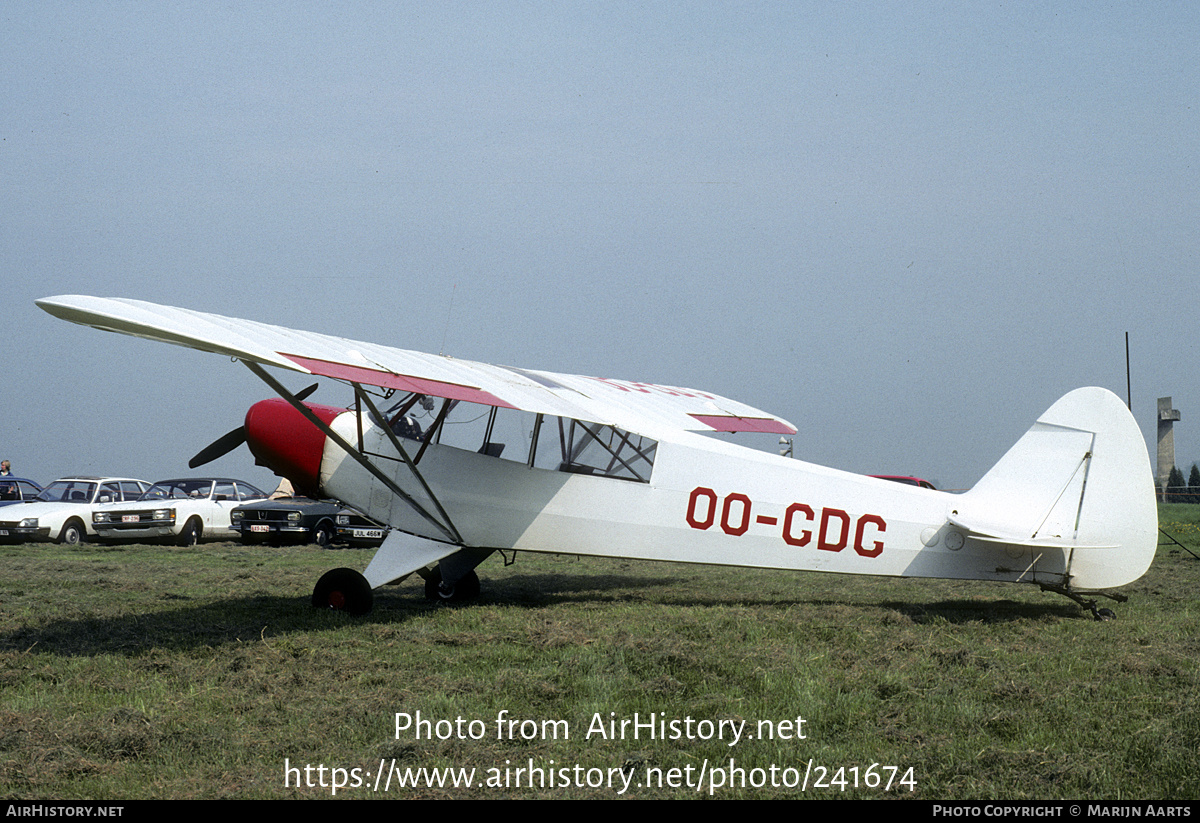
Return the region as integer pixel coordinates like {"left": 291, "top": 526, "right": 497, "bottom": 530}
{"left": 37, "top": 295, "right": 796, "bottom": 438}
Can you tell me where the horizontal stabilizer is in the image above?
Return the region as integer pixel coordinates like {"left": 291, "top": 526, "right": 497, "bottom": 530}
{"left": 946, "top": 515, "right": 1117, "bottom": 550}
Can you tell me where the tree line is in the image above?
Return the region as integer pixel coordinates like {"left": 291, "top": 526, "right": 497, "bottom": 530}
{"left": 1162, "top": 464, "right": 1200, "bottom": 503}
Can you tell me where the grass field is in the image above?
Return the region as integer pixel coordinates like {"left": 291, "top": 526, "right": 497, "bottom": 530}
{"left": 2, "top": 506, "right": 1198, "bottom": 799}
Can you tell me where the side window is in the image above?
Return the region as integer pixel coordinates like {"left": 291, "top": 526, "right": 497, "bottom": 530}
{"left": 215, "top": 482, "right": 237, "bottom": 500}
{"left": 98, "top": 483, "right": 122, "bottom": 503}
{"left": 561, "top": 421, "right": 657, "bottom": 482}
{"left": 121, "top": 481, "right": 145, "bottom": 500}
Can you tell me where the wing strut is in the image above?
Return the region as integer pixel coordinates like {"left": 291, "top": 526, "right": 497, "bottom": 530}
{"left": 350, "top": 385, "right": 463, "bottom": 545}
{"left": 414, "top": 399, "right": 454, "bottom": 465}
{"left": 242, "top": 361, "right": 463, "bottom": 545}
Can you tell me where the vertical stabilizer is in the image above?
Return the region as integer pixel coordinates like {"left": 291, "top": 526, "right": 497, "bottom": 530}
{"left": 954, "top": 388, "right": 1157, "bottom": 590}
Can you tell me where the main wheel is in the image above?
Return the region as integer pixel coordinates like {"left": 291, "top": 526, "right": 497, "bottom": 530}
{"left": 59, "top": 519, "right": 86, "bottom": 546}
{"left": 178, "top": 518, "right": 202, "bottom": 547}
{"left": 312, "top": 567, "right": 373, "bottom": 615}
{"left": 424, "top": 568, "right": 481, "bottom": 603}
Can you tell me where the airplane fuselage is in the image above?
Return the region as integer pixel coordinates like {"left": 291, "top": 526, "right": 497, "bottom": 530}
{"left": 314, "top": 409, "right": 1070, "bottom": 589}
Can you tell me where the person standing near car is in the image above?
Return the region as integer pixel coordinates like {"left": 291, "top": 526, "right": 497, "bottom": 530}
{"left": 0, "top": 460, "right": 10, "bottom": 476}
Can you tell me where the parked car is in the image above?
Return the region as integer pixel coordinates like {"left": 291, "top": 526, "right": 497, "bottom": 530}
{"left": 0, "top": 477, "right": 43, "bottom": 507}
{"left": 336, "top": 510, "right": 389, "bottom": 546}
{"left": 870, "top": 475, "right": 937, "bottom": 490}
{"left": 231, "top": 497, "right": 386, "bottom": 547}
{"left": 92, "top": 477, "right": 269, "bottom": 545}
{"left": 0, "top": 476, "right": 150, "bottom": 544}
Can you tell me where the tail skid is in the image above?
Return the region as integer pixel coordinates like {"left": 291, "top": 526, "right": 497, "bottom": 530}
{"left": 953, "top": 387, "right": 1157, "bottom": 591}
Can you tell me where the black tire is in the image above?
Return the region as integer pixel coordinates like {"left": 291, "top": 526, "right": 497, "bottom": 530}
{"left": 424, "top": 568, "right": 481, "bottom": 603}
{"left": 59, "top": 519, "right": 86, "bottom": 546}
{"left": 312, "top": 567, "right": 373, "bottom": 615}
{"left": 311, "top": 521, "right": 335, "bottom": 548}
{"left": 178, "top": 518, "right": 202, "bottom": 547}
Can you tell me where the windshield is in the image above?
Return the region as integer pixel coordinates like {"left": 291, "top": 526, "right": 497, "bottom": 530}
{"left": 139, "top": 480, "right": 215, "bottom": 501}
{"left": 35, "top": 480, "right": 98, "bottom": 503}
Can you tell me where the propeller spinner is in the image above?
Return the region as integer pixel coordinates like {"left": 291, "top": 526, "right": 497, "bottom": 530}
{"left": 188, "top": 383, "right": 320, "bottom": 468}
{"left": 188, "top": 383, "right": 340, "bottom": 498}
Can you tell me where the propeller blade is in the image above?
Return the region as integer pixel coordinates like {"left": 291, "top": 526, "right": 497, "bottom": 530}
{"left": 188, "top": 385, "right": 315, "bottom": 468}
{"left": 189, "top": 427, "right": 247, "bottom": 468}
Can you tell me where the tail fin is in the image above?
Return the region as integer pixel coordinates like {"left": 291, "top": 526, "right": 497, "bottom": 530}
{"left": 951, "top": 387, "right": 1157, "bottom": 590}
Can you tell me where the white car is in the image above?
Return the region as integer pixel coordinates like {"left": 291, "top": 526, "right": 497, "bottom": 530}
{"left": 0, "top": 476, "right": 150, "bottom": 545}
{"left": 92, "top": 477, "right": 269, "bottom": 545}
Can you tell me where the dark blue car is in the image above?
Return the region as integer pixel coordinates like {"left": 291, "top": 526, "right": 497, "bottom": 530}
{"left": 0, "top": 477, "right": 44, "bottom": 507}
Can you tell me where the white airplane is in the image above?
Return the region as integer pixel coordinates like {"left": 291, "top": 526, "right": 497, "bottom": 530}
{"left": 37, "top": 295, "right": 1158, "bottom": 619}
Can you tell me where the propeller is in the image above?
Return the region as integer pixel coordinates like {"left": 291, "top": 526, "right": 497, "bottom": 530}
{"left": 188, "top": 383, "right": 319, "bottom": 468}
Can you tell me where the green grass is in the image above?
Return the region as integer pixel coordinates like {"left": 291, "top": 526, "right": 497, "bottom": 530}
{"left": 2, "top": 509, "right": 1198, "bottom": 799}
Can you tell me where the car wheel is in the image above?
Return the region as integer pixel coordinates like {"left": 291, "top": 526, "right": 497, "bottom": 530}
{"left": 178, "top": 518, "right": 202, "bottom": 547}
{"left": 58, "top": 519, "right": 86, "bottom": 546}
{"left": 311, "top": 521, "right": 335, "bottom": 548}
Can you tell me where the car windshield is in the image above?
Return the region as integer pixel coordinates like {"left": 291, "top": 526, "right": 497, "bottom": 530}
{"left": 139, "top": 480, "right": 214, "bottom": 501}
{"left": 35, "top": 480, "right": 98, "bottom": 503}
{"left": 233, "top": 483, "right": 267, "bottom": 501}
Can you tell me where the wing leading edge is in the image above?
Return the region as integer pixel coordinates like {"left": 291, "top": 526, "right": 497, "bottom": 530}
{"left": 37, "top": 295, "right": 796, "bottom": 438}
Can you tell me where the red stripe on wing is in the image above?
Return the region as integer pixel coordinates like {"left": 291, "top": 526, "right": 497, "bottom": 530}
{"left": 280, "top": 353, "right": 518, "bottom": 409}
{"left": 689, "top": 414, "right": 797, "bottom": 435}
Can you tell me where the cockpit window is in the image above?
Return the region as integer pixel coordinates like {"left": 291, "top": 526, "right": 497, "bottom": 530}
{"left": 374, "top": 395, "right": 656, "bottom": 482}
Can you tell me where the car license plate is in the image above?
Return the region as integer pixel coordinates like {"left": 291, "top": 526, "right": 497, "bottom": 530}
{"left": 0, "top": 530, "right": 7, "bottom": 536}
{"left": 353, "top": 528, "right": 383, "bottom": 538}
{"left": 250, "top": 524, "right": 270, "bottom": 533}
{"left": 122, "top": 515, "right": 140, "bottom": 523}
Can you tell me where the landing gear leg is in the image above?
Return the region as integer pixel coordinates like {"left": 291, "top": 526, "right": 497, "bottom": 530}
{"left": 1040, "top": 583, "right": 1127, "bottom": 621}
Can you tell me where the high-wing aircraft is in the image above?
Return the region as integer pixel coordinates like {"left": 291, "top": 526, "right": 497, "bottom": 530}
{"left": 37, "top": 295, "right": 1158, "bottom": 619}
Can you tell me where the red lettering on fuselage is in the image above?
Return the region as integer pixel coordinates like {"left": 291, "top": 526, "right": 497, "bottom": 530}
{"left": 721, "top": 493, "right": 752, "bottom": 536}
{"left": 689, "top": 487, "right": 886, "bottom": 558}
{"left": 783, "top": 503, "right": 814, "bottom": 547}
{"left": 854, "top": 514, "right": 886, "bottom": 558}
{"left": 818, "top": 508, "right": 850, "bottom": 552}
{"left": 686, "top": 487, "right": 718, "bottom": 530}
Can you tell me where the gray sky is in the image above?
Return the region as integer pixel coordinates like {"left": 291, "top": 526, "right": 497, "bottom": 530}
{"left": 3, "top": 2, "right": 1197, "bottom": 492}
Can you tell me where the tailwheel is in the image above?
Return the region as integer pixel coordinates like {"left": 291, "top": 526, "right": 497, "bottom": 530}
{"left": 312, "top": 567, "right": 373, "bottom": 615}
{"left": 424, "top": 567, "right": 481, "bottom": 603}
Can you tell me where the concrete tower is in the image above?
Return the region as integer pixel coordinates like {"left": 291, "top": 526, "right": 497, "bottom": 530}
{"left": 1157, "top": 396, "right": 1181, "bottom": 494}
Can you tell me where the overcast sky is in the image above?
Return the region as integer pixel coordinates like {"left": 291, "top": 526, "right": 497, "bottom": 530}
{"left": 3, "top": 2, "right": 1196, "bottom": 493}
